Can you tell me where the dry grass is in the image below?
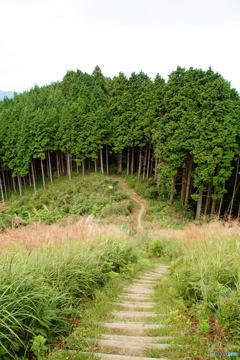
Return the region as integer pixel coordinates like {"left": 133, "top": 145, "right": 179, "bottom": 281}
{"left": 0, "top": 216, "right": 130, "bottom": 253}
{"left": 149, "top": 219, "right": 240, "bottom": 245}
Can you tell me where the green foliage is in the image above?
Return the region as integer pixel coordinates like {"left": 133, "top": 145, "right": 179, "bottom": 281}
{"left": 30, "top": 336, "right": 48, "bottom": 360}
{"left": 100, "top": 200, "right": 133, "bottom": 217}
{"left": 0, "top": 174, "right": 128, "bottom": 231}
{"left": 126, "top": 175, "right": 193, "bottom": 228}
{"left": 0, "top": 237, "right": 142, "bottom": 358}
{"left": 155, "top": 235, "right": 240, "bottom": 342}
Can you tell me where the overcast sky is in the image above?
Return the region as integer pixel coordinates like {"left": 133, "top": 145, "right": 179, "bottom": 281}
{"left": 1, "top": 0, "right": 240, "bottom": 92}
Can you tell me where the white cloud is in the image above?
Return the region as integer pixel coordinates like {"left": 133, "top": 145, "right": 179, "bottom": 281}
{"left": 0, "top": 0, "right": 239, "bottom": 91}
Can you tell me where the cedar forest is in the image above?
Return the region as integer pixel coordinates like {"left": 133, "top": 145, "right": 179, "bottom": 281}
{"left": 0, "top": 66, "right": 239, "bottom": 220}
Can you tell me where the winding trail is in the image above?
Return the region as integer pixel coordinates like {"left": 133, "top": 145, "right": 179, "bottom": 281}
{"left": 113, "top": 177, "right": 147, "bottom": 231}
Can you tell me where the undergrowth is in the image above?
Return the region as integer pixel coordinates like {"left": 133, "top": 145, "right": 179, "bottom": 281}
{"left": 0, "top": 174, "right": 129, "bottom": 231}
{"left": 125, "top": 175, "right": 193, "bottom": 228}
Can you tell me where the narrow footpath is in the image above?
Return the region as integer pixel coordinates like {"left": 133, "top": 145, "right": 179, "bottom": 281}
{"left": 83, "top": 264, "right": 172, "bottom": 360}
{"left": 113, "top": 177, "right": 147, "bottom": 231}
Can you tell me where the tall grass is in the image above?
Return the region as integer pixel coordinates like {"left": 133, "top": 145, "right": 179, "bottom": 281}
{"left": 149, "top": 225, "right": 240, "bottom": 344}
{"left": 0, "top": 236, "right": 143, "bottom": 359}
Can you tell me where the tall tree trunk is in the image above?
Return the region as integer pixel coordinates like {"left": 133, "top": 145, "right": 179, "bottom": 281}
{"left": 204, "top": 185, "right": 212, "bottom": 215}
{"left": 0, "top": 175, "right": 5, "bottom": 202}
{"left": 131, "top": 148, "right": 134, "bottom": 175}
{"left": 41, "top": 159, "right": 46, "bottom": 189}
{"left": 23, "top": 176, "right": 26, "bottom": 188}
{"left": 88, "top": 158, "right": 91, "bottom": 169}
{"left": 82, "top": 159, "right": 85, "bottom": 176}
{"left": 169, "top": 176, "right": 176, "bottom": 203}
{"left": 229, "top": 156, "right": 239, "bottom": 221}
{"left": 181, "top": 167, "right": 187, "bottom": 205}
{"left": 138, "top": 149, "right": 142, "bottom": 179}
{"left": 154, "top": 158, "right": 158, "bottom": 180}
{"left": 126, "top": 147, "right": 130, "bottom": 175}
{"left": 150, "top": 153, "right": 153, "bottom": 177}
{"left": 100, "top": 149, "right": 104, "bottom": 174}
{"left": 211, "top": 188, "right": 216, "bottom": 215}
{"left": 106, "top": 145, "right": 109, "bottom": 176}
{"left": 76, "top": 160, "right": 79, "bottom": 173}
{"left": 217, "top": 184, "right": 225, "bottom": 218}
{"left": 2, "top": 171, "right": 7, "bottom": 199}
{"left": 17, "top": 175, "right": 22, "bottom": 197}
{"left": 70, "top": 155, "right": 73, "bottom": 173}
{"left": 142, "top": 148, "right": 147, "bottom": 180}
{"left": 12, "top": 176, "right": 17, "bottom": 192}
{"left": 6, "top": 171, "right": 11, "bottom": 191}
{"left": 28, "top": 173, "right": 32, "bottom": 187}
{"left": 56, "top": 152, "right": 60, "bottom": 177}
{"left": 94, "top": 159, "right": 97, "bottom": 173}
{"left": 146, "top": 147, "right": 151, "bottom": 178}
{"left": 67, "top": 154, "right": 71, "bottom": 180}
{"left": 61, "top": 152, "right": 64, "bottom": 174}
{"left": 117, "top": 153, "right": 122, "bottom": 174}
{"left": 31, "top": 162, "right": 36, "bottom": 193}
{"left": 196, "top": 190, "right": 203, "bottom": 220}
{"left": 48, "top": 151, "right": 53, "bottom": 183}
{"left": 184, "top": 158, "right": 192, "bottom": 205}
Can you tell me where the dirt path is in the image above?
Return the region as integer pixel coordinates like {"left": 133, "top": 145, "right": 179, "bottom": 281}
{"left": 82, "top": 265, "right": 171, "bottom": 359}
{"left": 114, "top": 177, "right": 148, "bottom": 231}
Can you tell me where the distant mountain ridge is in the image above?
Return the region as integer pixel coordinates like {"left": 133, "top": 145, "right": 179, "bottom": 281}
{"left": 0, "top": 91, "right": 14, "bottom": 100}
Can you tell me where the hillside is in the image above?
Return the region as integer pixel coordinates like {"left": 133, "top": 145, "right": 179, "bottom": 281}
{"left": 0, "top": 90, "right": 14, "bottom": 100}
{"left": 0, "top": 173, "right": 239, "bottom": 360}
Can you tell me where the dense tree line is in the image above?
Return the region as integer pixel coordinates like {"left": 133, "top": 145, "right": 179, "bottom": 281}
{"left": 0, "top": 66, "right": 239, "bottom": 219}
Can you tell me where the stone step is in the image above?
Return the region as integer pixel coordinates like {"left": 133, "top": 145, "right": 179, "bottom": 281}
{"left": 81, "top": 352, "right": 167, "bottom": 360}
{"left": 113, "top": 311, "right": 157, "bottom": 318}
{"left": 102, "top": 334, "right": 173, "bottom": 343}
{"left": 102, "top": 322, "right": 167, "bottom": 335}
{"left": 137, "top": 276, "right": 162, "bottom": 284}
{"left": 123, "top": 287, "right": 155, "bottom": 295}
{"left": 133, "top": 280, "right": 156, "bottom": 285}
{"left": 115, "top": 302, "right": 155, "bottom": 309}
{"left": 141, "top": 272, "right": 166, "bottom": 278}
{"left": 120, "top": 294, "right": 153, "bottom": 301}
{"left": 97, "top": 338, "right": 171, "bottom": 356}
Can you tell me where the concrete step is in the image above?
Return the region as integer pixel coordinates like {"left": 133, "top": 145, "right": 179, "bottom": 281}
{"left": 96, "top": 338, "right": 170, "bottom": 356}
{"left": 113, "top": 311, "right": 157, "bottom": 318}
{"left": 123, "top": 287, "right": 155, "bottom": 294}
{"left": 120, "top": 294, "right": 153, "bottom": 301}
{"left": 81, "top": 352, "right": 167, "bottom": 360}
{"left": 133, "top": 280, "right": 156, "bottom": 285}
{"left": 101, "top": 322, "right": 167, "bottom": 335}
{"left": 102, "top": 334, "right": 173, "bottom": 343}
{"left": 115, "top": 302, "right": 155, "bottom": 309}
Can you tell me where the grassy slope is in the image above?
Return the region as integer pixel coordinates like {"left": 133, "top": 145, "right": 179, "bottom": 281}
{"left": 0, "top": 174, "right": 132, "bottom": 232}
{"left": 125, "top": 175, "right": 193, "bottom": 229}
{"left": 0, "top": 173, "right": 239, "bottom": 359}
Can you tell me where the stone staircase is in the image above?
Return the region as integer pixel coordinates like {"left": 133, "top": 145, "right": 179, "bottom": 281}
{"left": 82, "top": 265, "right": 173, "bottom": 360}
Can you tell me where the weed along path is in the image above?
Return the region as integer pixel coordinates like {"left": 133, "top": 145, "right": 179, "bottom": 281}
{"left": 81, "top": 264, "right": 172, "bottom": 360}
{"left": 114, "top": 177, "right": 147, "bottom": 231}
